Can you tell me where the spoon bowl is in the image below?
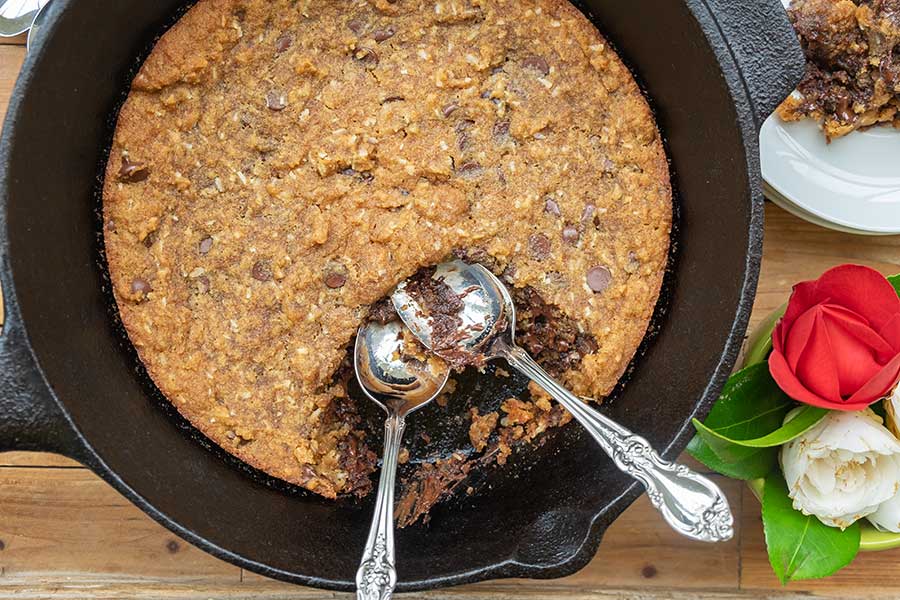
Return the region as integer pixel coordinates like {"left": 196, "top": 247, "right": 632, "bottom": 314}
{"left": 392, "top": 261, "right": 505, "bottom": 359}
{"left": 355, "top": 319, "right": 450, "bottom": 417}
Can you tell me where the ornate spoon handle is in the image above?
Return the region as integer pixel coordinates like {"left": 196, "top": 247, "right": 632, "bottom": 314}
{"left": 503, "top": 345, "right": 734, "bottom": 543}
{"left": 356, "top": 414, "right": 405, "bottom": 600}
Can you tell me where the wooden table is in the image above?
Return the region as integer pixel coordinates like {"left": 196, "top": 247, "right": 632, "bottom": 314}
{"left": 1, "top": 38, "right": 899, "bottom": 600}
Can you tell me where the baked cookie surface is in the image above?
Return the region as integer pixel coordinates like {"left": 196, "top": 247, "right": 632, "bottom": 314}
{"left": 103, "top": 0, "right": 672, "bottom": 500}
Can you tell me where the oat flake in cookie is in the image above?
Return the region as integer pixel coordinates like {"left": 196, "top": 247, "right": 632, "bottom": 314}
{"left": 103, "top": 0, "right": 672, "bottom": 501}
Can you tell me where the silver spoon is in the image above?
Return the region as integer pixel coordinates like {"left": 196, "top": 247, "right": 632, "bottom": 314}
{"left": 392, "top": 261, "right": 734, "bottom": 543}
{"left": 354, "top": 319, "right": 450, "bottom": 600}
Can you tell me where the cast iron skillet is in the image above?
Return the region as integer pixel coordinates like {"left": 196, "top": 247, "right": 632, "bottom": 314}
{"left": 0, "top": 0, "right": 804, "bottom": 592}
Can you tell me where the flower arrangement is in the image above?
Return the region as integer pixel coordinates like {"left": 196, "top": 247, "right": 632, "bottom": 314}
{"left": 689, "top": 265, "right": 900, "bottom": 583}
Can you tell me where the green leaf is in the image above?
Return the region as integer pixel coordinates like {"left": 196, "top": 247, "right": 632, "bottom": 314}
{"left": 890, "top": 274, "right": 900, "bottom": 297}
{"left": 701, "top": 363, "right": 794, "bottom": 437}
{"left": 686, "top": 434, "right": 778, "bottom": 480}
{"left": 687, "top": 362, "right": 801, "bottom": 479}
{"left": 693, "top": 405, "right": 827, "bottom": 451}
{"left": 691, "top": 362, "right": 795, "bottom": 463}
{"left": 762, "top": 473, "right": 860, "bottom": 584}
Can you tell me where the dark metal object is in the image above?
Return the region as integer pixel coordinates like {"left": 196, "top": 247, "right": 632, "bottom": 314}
{"left": 0, "top": 0, "right": 804, "bottom": 592}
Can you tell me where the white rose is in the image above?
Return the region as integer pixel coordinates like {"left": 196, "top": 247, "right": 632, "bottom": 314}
{"left": 781, "top": 408, "right": 900, "bottom": 529}
{"left": 870, "top": 385, "right": 900, "bottom": 533}
{"left": 869, "top": 491, "right": 900, "bottom": 533}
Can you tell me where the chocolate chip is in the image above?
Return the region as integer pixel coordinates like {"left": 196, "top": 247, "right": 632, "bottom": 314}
{"left": 143, "top": 231, "right": 157, "bottom": 248}
{"left": 457, "top": 131, "right": 470, "bottom": 151}
{"left": 119, "top": 157, "right": 149, "bottom": 182}
{"left": 586, "top": 266, "right": 612, "bottom": 293}
{"left": 455, "top": 119, "right": 474, "bottom": 133}
{"left": 251, "top": 261, "right": 272, "bottom": 282}
{"left": 442, "top": 102, "right": 460, "bottom": 117}
{"left": 528, "top": 234, "right": 551, "bottom": 261}
{"left": 347, "top": 17, "right": 365, "bottom": 34}
{"left": 275, "top": 33, "right": 293, "bottom": 54}
{"left": 493, "top": 120, "right": 510, "bottom": 139}
{"left": 324, "top": 271, "right": 347, "bottom": 289}
{"left": 372, "top": 27, "right": 395, "bottom": 42}
{"left": 382, "top": 95, "right": 405, "bottom": 103}
{"left": 353, "top": 47, "right": 379, "bottom": 68}
{"left": 522, "top": 55, "right": 550, "bottom": 76}
{"left": 544, "top": 198, "right": 561, "bottom": 216}
{"left": 106, "top": 219, "right": 116, "bottom": 232}
{"left": 266, "top": 91, "right": 287, "bottom": 111}
{"left": 131, "top": 278, "right": 152, "bottom": 296}
{"left": 456, "top": 161, "right": 482, "bottom": 177}
{"left": 562, "top": 225, "right": 580, "bottom": 244}
{"left": 455, "top": 120, "right": 475, "bottom": 151}
{"left": 199, "top": 236, "right": 214, "bottom": 255}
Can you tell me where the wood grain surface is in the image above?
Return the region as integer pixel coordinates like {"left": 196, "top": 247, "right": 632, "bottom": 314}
{"left": 0, "top": 38, "right": 899, "bottom": 600}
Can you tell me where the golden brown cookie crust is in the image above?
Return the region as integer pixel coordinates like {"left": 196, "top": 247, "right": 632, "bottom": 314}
{"left": 103, "top": 0, "right": 672, "bottom": 499}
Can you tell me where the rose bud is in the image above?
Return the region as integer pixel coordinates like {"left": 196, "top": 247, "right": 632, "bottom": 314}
{"left": 769, "top": 265, "right": 900, "bottom": 411}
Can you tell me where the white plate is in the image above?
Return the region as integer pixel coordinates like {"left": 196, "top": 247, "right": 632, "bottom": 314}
{"left": 764, "top": 182, "right": 888, "bottom": 236}
{"left": 761, "top": 117, "right": 900, "bottom": 235}
{"left": 759, "top": 0, "right": 900, "bottom": 236}
{"left": 0, "top": 0, "right": 49, "bottom": 37}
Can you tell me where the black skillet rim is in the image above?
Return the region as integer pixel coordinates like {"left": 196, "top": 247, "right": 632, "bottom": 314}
{"left": 0, "top": 0, "right": 765, "bottom": 591}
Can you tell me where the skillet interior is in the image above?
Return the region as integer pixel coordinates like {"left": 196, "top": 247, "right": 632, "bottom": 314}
{"left": 2, "top": 0, "right": 764, "bottom": 590}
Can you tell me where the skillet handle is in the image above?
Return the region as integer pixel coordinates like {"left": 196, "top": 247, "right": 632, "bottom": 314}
{"left": 700, "top": 0, "right": 805, "bottom": 125}
{"left": 0, "top": 255, "right": 88, "bottom": 459}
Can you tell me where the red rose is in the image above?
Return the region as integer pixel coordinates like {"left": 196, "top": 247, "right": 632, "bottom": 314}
{"left": 769, "top": 265, "right": 900, "bottom": 411}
